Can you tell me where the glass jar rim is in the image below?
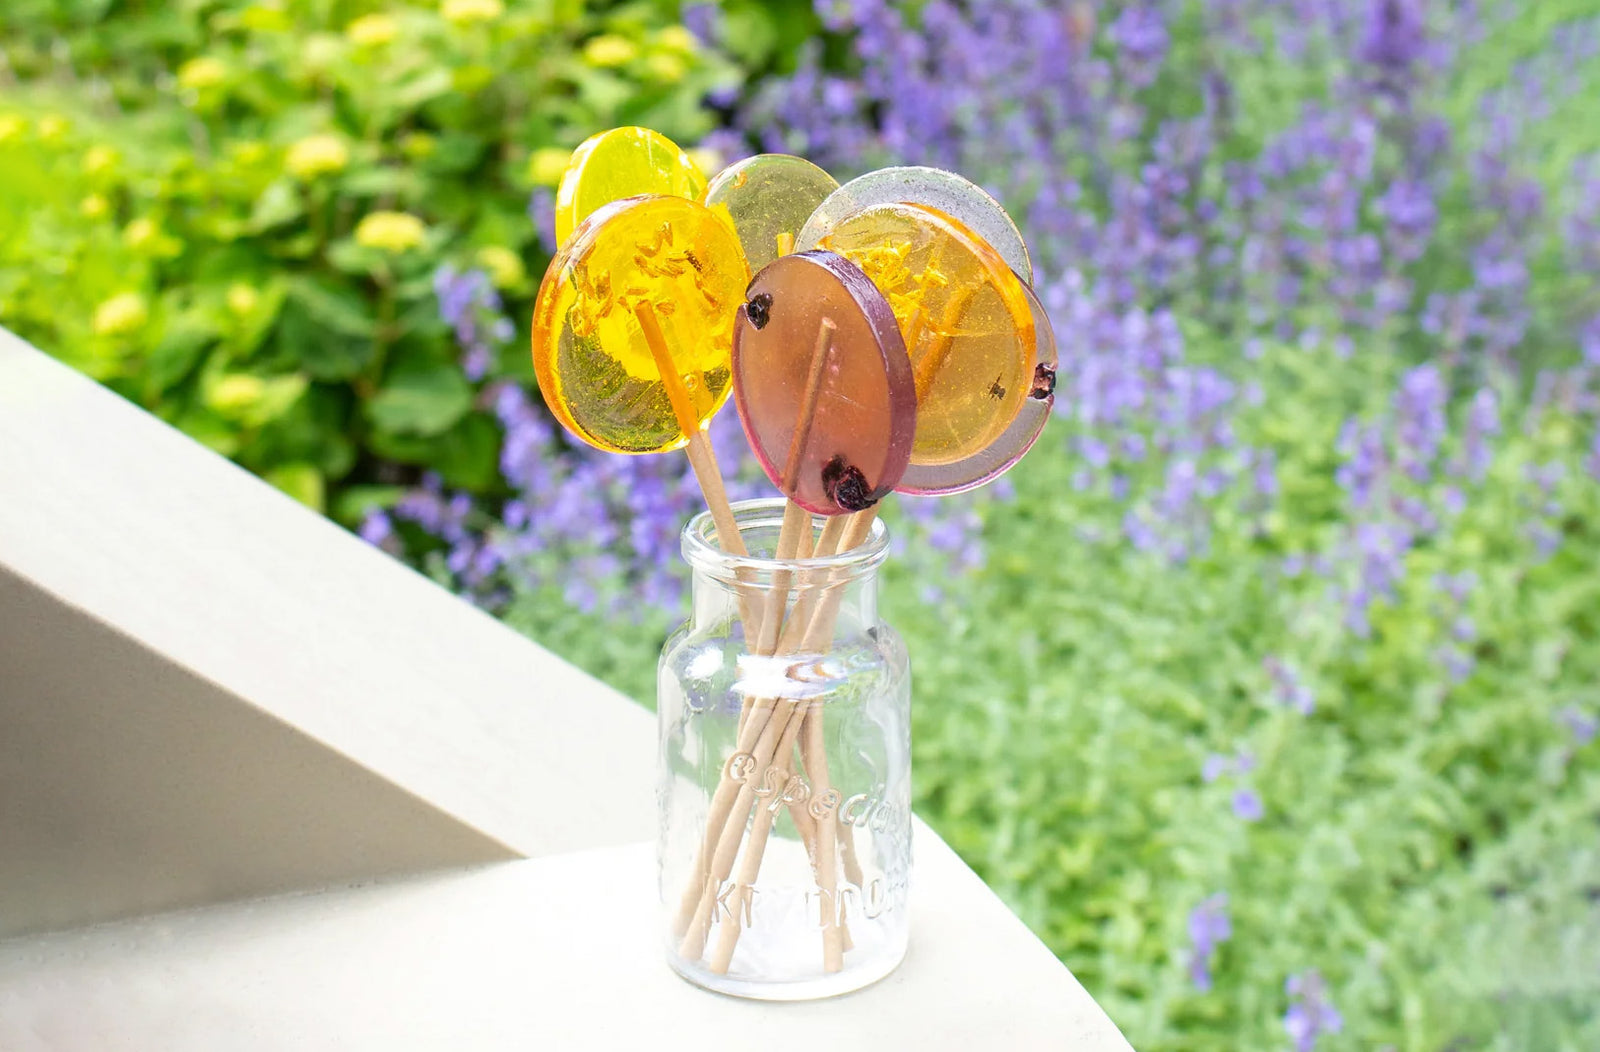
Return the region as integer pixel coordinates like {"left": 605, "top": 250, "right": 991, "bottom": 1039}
{"left": 682, "top": 497, "right": 890, "bottom": 581}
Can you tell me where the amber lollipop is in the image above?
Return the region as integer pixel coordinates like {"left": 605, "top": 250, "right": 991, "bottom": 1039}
{"left": 531, "top": 193, "right": 750, "bottom": 549}
{"left": 815, "top": 200, "right": 1037, "bottom": 495}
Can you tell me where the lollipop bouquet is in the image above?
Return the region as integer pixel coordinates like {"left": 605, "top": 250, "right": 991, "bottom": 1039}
{"left": 530, "top": 128, "right": 1056, "bottom": 1000}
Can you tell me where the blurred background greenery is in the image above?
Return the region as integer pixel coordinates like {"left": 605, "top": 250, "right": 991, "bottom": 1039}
{"left": 4, "top": 2, "right": 1599, "bottom": 1049}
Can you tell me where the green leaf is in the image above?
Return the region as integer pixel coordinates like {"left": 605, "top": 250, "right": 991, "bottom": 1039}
{"left": 263, "top": 462, "right": 325, "bottom": 512}
{"left": 249, "top": 178, "right": 303, "bottom": 232}
{"left": 366, "top": 359, "right": 473, "bottom": 436}
{"left": 393, "top": 68, "right": 456, "bottom": 110}
{"left": 428, "top": 411, "right": 503, "bottom": 492}
{"left": 277, "top": 277, "right": 377, "bottom": 380}
{"left": 427, "top": 132, "right": 486, "bottom": 174}
{"left": 332, "top": 484, "right": 408, "bottom": 527}
{"left": 338, "top": 166, "right": 424, "bottom": 199}
{"left": 144, "top": 312, "right": 215, "bottom": 396}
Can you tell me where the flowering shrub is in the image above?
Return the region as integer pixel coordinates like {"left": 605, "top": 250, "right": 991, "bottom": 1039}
{"left": 0, "top": 0, "right": 738, "bottom": 513}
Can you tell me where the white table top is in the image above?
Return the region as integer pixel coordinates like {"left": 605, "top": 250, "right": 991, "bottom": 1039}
{"left": 0, "top": 832, "right": 1132, "bottom": 1051}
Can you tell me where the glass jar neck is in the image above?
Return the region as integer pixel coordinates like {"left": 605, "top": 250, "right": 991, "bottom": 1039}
{"left": 681, "top": 499, "right": 888, "bottom": 644}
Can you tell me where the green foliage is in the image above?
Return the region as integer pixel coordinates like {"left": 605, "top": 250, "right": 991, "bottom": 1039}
{"left": 0, "top": 0, "right": 738, "bottom": 512}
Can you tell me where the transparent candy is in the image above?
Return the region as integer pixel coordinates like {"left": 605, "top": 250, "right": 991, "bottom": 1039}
{"left": 798, "top": 166, "right": 1033, "bottom": 284}
{"left": 732, "top": 251, "right": 916, "bottom": 516}
{"left": 703, "top": 154, "right": 839, "bottom": 273}
{"left": 532, "top": 195, "right": 749, "bottom": 454}
{"left": 816, "top": 202, "right": 1035, "bottom": 474}
{"left": 554, "top": 127, "right": 707, "bottom": 248}
{"left": 897, "top": 273, "right": 1057, "bottom": 494}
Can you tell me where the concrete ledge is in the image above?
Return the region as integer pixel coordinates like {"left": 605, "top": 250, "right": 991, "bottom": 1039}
{"left": 0, "top": 329, "right": 653, "bottom": 936}
{"left": 0, "top": 830, "right": 1133, "bottom": 1051}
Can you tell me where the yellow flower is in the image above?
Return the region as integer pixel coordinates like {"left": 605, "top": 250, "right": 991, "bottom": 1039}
{"left": 286, "top": 133, "right": 349, "bottom": 179}
{"left": 79, "top": 194, "right": 110, "bottom": 219}
{"left": 442, "top": 0, "right": 503, "bottom": 26}
{"left": 476, "top": 245, "right": 525, "bottom": 289}
{"left": 177, "top": 57, "right": 229, "bottom": 91}
{"left": 83, "top": 145, "right": 118, "bottom": 175}
{"left": 583, "top": 34, "right": 638, "bottom": 68}
{"left": 527, "top": 146, "right": 571, "bottom": 185}
{"left": 302, "top": 33, "right": 347, "bottom": 72}
{"left": 92, "top": 292, "right": 149, "bottom": 337}
{"left": 0, "top": 115, "right": 25, "bottom": 144}
{"left": 240, "top": 1, "right": 293, "bottom": 33}
{"left": 36, "top": 115, "right": 69, "bottom": 142}
{"left": 230, "top": 139, "right": 270, "bottom": 167}
{"left": 644, "top": 52, "right": 686, "bottom": 84}
{"left": 687, "top": 147, "right": 721, "bottom": 179}
{"left": 346, "top": 13, "right": 399, "bottom": 47}
{"left": 656, "top": 26, "right": 698, "bottom": 55}
{"left": 123, "top": 217, "right": 160, "bottom": 249}
{"left": 354, "top": 211, "right": 428, "bottom": 253}
{"left": 400, "top": 131, "right": 437, "bottom": 159}
{"left": 227, "top": 284, "right": 260, "bottom": 316}
{"left": 209, "top": 374, "right": 266, "bottom": 413}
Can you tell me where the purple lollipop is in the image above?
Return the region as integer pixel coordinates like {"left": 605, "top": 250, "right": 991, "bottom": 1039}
{"left": 732, "top": 251, "right": 917, "bottom": 516}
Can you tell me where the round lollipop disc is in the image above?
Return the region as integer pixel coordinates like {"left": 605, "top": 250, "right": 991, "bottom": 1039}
{"left": 816, "top": 201, "right": 1035, "bottom": 476}
{"left": 703, "top": 154, "right": 839, "bottom": 273}
{"left": 554, "top": 127, "right": 707, "bottom": 248}
{"left": 532, "top": 194, "right": 749, "bottom": 454}
{"left": 898, "top": 273, "right": 1057, "bottom": 494}
{"left": 797, "top": 166, "right": 1033, "bottom": 284}
{"left": 733, "top": 251, "right": 916, "bottom": 516}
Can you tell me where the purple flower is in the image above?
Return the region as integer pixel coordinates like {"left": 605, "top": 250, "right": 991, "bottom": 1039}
{"left": 1435, "top": 645, "right": 1474, "bottom": 683}
{"left": 1377, "top": 177, "right": 1436, "bottom": 262}
{"left": 1394, "top": 364, "right": 1446, "bottom": 482}
{"left": 1557, "top": 706, "right": 1598, "bottom": 746}
{"left": 1202, "top": 753, "right": 1230, "bottom": 783}
{"left": 1232, "top": 788, "right": 1264, "bottom": 822}
{"left": 1265, "top": 656, "right": 1316, "bottom": 714}
{"left": 1284, "top": 971, "right": 1344, "bottom": 1051}
{"left": 1358, "top": 0, "right": 1427, "bottom": 79}
{"left": 1108, "top": 6, "right": 1169, "bottom": 89}
{"left": 1186, "top": 893, "right": 1231, "bottom": 992}
{"left": 358, "top": 510, "right": 393, "bottom": 547}
{"left": 433, "top": 264, "right": 511, "bottom": 382}
{"left": 527, "top": 188, "right": 557, "bottom": 250}
{"left": 682, "top": 2, "right": 719, "bottom": 44}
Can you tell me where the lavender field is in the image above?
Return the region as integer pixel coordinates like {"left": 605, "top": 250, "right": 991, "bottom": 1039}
{"left": 4, "top": 1, "right": 1599, "bottom": 1048}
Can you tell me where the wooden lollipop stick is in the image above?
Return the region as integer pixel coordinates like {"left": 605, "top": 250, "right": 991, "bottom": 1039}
{"left": 679, "top": 313, "right": 845, "bottom": 934}
{"left": 684, "top": 512, "right": 875, "bottom": 969}
{"left": 635, "top": 302, "right": 748, "bottom": 559}
{"left": 911, "top": 283, "right": 978, "bottom": 401}
{"left": 781, "top": 318, "right": 837, "bottom": 491}
{"left": 672, "top": 508, "right": 855, "bottom": 944}
{"left": 677, "top": 529, "right": 851, "bottom": 960}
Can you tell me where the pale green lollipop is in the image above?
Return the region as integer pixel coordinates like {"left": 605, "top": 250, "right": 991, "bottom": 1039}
{"left": 702, "top": 154, "right": 839, "bottom": 272}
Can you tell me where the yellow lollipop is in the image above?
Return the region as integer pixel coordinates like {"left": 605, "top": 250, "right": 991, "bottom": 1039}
{"left": 702, "top": 154, "right": 839, "bottom": 273}
{"left": 554, "top": 127, "right": 708, "bottom": 248}
{"left": 817, "top": 201, "right": 1035, "bottom": 468}
{"left": 532, "top": 194, "right": 749, "bottom": 454}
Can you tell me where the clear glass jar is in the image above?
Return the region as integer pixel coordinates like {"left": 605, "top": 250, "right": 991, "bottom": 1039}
{"left": 658, "top": 498, "right": 912, "bottom": 1000}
